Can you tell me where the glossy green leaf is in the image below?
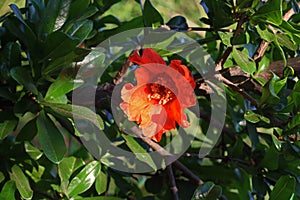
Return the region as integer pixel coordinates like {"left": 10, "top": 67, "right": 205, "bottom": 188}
{"left": 143, "top": 0, "right": 163, "bottom": 27}
{"left": 58, "top": 156, "right": 84, "bottom": 183}
{"left": 95, "top": 171, "right": 107, "bottom": 195}
{"left": 9, "top": 165, "right": 33, "bottom": 199}
{"left": 123, "top": 134, "right": 157, "bottom": 170}
{"left": 38, "top": 0, "right": 67, "bottom": 35}
{"left": 45, "top": 69, "right": 83, "bottom": 103}
{"left": 10, "top": 67, "right": 38, "bottom": 95}
{"left": 43, "top": 48, "right": 90, "bottom": 75}
{"left": 192, "top": 182, "right": 222, "bottom": 200}
{"left": 65, "top": 20, "right": 93, "bottom": 45}
{"left": 0, "top": 180, "right": 16, "bottom": 200}
{"left": 218, "top": 31, "right": 233, "bottom": 46}
{"left": 270, "top": 175, "right": 296, "bottom": 200}
{"left": 36, "top": 110, "right": 66, "bottom": 163}
{"left": 44, "top": 103, "right": 104, "bottom": 130}
{"left": 24, "top": 141, "right": 43, "bottom": 160}
{"left": 256, "top": 25, "right": 275, "bottom": 42}
{"left": 244, "top": 110, "right": 270, "bottom": 124}
{"left": 67, "top": 161, "right": 101, "bottom": 197}
{"left": 0, "top": 119, "right": 17, "bottom": 140}
{"left": 251, "top": 0, "right": 282, "bottom": 26}
{"left": 42, "top": 31, "right": 80, "bottom": 60}
{"left": 232, "top": 47, "right": 256, "bottom": 74}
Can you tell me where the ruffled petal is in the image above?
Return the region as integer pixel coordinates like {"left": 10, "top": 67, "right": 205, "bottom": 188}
{"left": 129, "top": 48, "right": 166, "bottom": 66}
{"left": 169, "top": 60, "right": 196, "bottom": 89}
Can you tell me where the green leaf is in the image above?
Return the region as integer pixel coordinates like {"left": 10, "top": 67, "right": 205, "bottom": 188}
{"left": 260, "top": 145, "right": 279, "bottom": 170}
{"left": 66, "top": 0, "right": 89, "bottom": 21}
{"left": 2, "top": 42, "right": 21, "bottom": 69}
{"left": 95, "top": 0, "right": 121, "bottom": 14}
{"left": 24, "top": 141, "right": 43, "bottom": 160}
{"left": 166, "top": 15, "right": 188, "bottom": 31}
{"left": 244, "top": 110, "right": 270, "bottom": 124}
{"left": 275, "top": 33, "right": 297, "bottom": 51}
{"left": 218, "top": 31, "right": 233, "bottom": 46}
{"left": 36, "top": 110, "right": 66, "bottom": 163}
{"left": 251, "top": 0, "right": 282, "bottom": 26}
{"left": 232, "top": 47, "right": 256, "bottom": 74}
{"left": 143, "top": 0, "right": 163, "bottom": 27}
{"left": 58, "top": 157, "right": 84, "bottom": 183}
{"left": 0, "top": 180, "right": 16, "bottom": 200}
{"left": 0, "top": 119, "right": 17, "bottom": 140}
{"left": 0, "top": 172, "right": 4, "bottom": 183}
{"left": 45, "top": 69, "right": 83, "bottom": 103}
{"left": 65, "top": 20, "right": 93, "bottom": 45}
{"left": 44, "top": 103, "right": 104, "bottom": 131}
{"left": 256, "top": 25, "right": 275, "bottom": 42}
{"left": 192, "top": 182, "right": 222, "bottom": 200}
{"left": 10, "top": 67, "right": 38, "bottom": 95}
{"left": 42, "top": 31, "right": 80, "bottom": 61}
{"left": 67, "top": 161, "right": 101, "bottom": 197}
{"left": 201, "top": 0, "right": 235, "bottom": 28}
{"left": 122, "top": 134, "right": 157, "bottom": 170}
{"left": 38, "top": 0, "right": 67, "bottom": 35}
{"left": 95, "top": 171, "right": 107, "bottom": 195}
{"left": 43, "top": 48, "right": 90, "bottom": 75}
{"left": 9, "top": 165, "right": 33, "bottom": 200}
{"left": 270, "top": 175, "right": 296, "bottom": 200}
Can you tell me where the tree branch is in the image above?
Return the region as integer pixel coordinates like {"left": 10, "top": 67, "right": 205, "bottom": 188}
{"left": 166, "top": 165, "right": 179, "bottom": 200}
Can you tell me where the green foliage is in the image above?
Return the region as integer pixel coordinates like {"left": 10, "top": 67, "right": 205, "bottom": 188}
{"left": 0, "top": 0, "right": 300, "bottom": 199}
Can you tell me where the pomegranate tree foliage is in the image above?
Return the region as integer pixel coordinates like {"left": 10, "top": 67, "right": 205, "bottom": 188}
{"left": 0, "top": 0, "right": 300, "bottom": 199}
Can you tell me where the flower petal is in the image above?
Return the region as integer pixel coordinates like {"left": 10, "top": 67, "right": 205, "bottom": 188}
{"left": 169, "top": 60, "right": 196, "bottom": 89}
{"left": 129, "top": 48, "right": 166, "bottom": 66}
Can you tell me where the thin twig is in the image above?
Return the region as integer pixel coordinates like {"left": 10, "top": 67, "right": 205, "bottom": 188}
{"left": 166, "top": 165, "right": 179, "bottom": 200}
{"left": 214, "top": 73, "right": 259, "bottom": 108}
{"left": 173, "top": 160, "right": 203, "bottom": 185}
{"left": 130, "top": 127, "right": 204, "bottom": 185}
{"left": 113, "top": 59, "right": 132, "bottom": 85}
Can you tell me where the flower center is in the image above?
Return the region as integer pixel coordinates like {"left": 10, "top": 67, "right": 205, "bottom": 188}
{"left": 146, "top": 83, "right": 175, "bottom": 105}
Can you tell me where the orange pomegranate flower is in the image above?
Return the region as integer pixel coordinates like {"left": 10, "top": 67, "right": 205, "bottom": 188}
{"left": 120, "top": 48, "right": 196, "bottom": 142}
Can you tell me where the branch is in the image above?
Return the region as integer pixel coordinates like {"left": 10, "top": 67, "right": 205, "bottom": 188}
{"left": 113, "top": 59, "right": 132, "bottom": 85}
{"left": 130, "top": 127, "right": 204, "bottom": 185}
{"left": 214, "top": 73, "right": 259, "bottom": 108}
{"left": 166, "top": 165, "right": 179, "bottom": 200}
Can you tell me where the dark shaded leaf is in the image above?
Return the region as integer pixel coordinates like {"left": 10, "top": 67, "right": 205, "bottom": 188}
{"left": 36, "top": 110, "right": 66, "bottom": 163}
{"left": 143, "top": 0, "right": 163, "bottom": 27}
{"left": 166, "top": 16, "right": 188, "bottom": 31}
{"left": 42, "top": 31, "right": 80, "bottom": 60}
{"left": 10, "top": 67, "right": 38, "bottom": 95}
{"left": 270, "top": 175, "right": 296, "bottom": 200}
